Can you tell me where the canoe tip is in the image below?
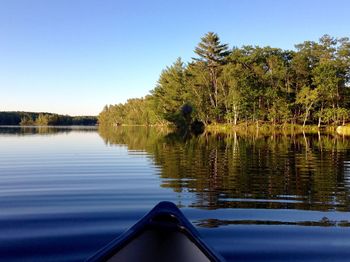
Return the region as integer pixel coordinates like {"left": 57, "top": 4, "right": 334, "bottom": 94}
{"left": 155, "top": 201, "right": 178, "bottom": 207}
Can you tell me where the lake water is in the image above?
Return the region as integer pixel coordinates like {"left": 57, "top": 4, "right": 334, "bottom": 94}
{"left": 1, "top": 126, "right": 350, "bottom": 261}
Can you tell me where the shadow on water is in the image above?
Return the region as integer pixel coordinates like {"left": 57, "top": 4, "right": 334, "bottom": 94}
{"left": 196, "top": 217, "right": 350, "bottom": 228}
{"left": 99, "top": 126, "right": 350, "bottom": 212}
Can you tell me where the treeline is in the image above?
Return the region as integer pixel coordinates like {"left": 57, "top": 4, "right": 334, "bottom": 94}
{"left": 0, "top": 111, "right": 97, "bottom": 126}
{"left": 99, "top": 33, "right": 350, "bottom": 128}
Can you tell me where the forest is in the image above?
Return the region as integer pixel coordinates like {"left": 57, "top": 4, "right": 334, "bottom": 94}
{"left": 99, "top": 33, "right": 350, "bottom": 129}
{"left": 0, "top": 111, "right": 97, "bottom": 126}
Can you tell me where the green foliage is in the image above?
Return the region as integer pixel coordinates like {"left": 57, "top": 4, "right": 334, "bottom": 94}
{"left": 151, "top": 58, "right": 190, "bottom": 126}
{"left": 296, "top": 86, "right": 319, "bottom": 126}
{"left": 267, "top": 97, "right": 291, "bottom": 124}
{"left": 35, "top": 114, "right": 50, "bottom": 126}
{"left": 319, "top": 107, "right": 350, "bottom": 125}
{"left": 99, "top": 33, "right": 350, "bottom": 128}
{"left": 98, "top": 96, "right": 161, "bottom": 127}
{"left": 20, "top": 115, "right": 35, "bottom": 126}
{"left": 192, "top": 32, "right": 230, "bottom": 122}
{"left": 194, "top": 32, "right": 230, "bottom": 64}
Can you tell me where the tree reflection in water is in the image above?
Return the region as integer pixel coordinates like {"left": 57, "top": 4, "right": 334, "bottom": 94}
{"left": 99, "top": 126, "right": 350, "bottom": 212}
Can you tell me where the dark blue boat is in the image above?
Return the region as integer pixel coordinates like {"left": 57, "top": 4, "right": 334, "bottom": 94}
{"left": 87, "top": 201, "right": 224, "bottom": 262}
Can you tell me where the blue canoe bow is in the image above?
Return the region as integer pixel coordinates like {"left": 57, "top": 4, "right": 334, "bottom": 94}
{"left": 86, "top": 201, "right": 225, "bottom": 262}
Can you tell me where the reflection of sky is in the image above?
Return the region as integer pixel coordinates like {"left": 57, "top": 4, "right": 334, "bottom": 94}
{"left": 0, "top": 131, "right": 105, "bottom": 154}
{"left": 0, "top": 129, "right": 164, "bottom": 196}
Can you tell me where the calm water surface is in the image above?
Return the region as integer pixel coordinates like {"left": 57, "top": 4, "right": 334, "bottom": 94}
{"left": 1, "top": 126, "right": 350, "bottom": 261}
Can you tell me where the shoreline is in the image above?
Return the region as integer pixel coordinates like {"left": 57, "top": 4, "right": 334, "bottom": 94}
{"left": 97, "top": 122, "right": 350, "bottom": 136}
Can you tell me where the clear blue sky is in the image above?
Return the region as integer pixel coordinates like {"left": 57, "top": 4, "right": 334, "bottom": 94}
{"left": 1, "top": 0, "right": 349, "bottom": 116}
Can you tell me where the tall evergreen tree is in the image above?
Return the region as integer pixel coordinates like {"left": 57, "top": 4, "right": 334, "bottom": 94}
{"left": 151, "top": 58, "right": 189, "bottom": 126}
{"left": 193, "top": 32, "right": 230, "bottom": 121}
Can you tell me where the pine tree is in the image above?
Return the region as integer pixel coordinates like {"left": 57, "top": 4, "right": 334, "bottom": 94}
{"left": 193, "top": 32, "right": 230, "bottom": 121}
{"left": 152, "top": 58, "right": 188, "bottom": 125}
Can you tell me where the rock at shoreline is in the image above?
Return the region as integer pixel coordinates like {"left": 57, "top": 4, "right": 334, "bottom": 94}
{"left": 336, "top": 125, "right": 350, "bottom": 135}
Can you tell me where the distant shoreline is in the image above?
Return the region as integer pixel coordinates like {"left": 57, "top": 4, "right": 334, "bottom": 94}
{"left": 0, "top": 111, "right": 98, "bottom": 126}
